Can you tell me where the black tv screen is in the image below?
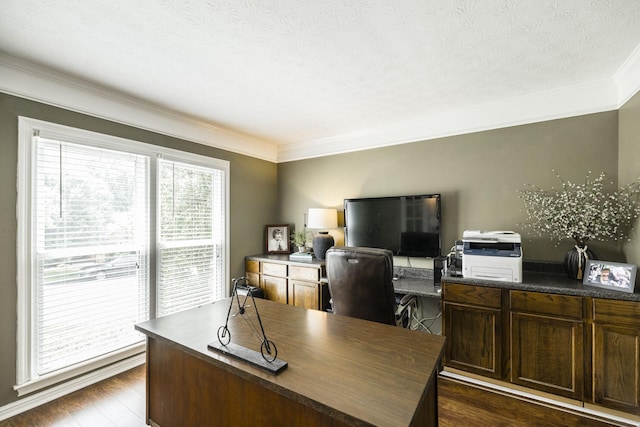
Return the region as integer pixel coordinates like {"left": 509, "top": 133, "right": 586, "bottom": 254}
{"left": 344, "top": 194, "right": 441, "bottom": 257}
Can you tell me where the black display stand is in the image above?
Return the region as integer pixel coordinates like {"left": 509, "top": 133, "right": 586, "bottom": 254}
{"left": 208, "top": 341, "right": 287, "bottom": 374}
{"left": 209, "top": 277, "right": 287, "bottom": 375}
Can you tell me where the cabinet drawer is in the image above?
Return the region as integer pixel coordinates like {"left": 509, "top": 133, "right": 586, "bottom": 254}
{"left": 510, "top": 291, "right": 582, "bottom": 319}
{"left": 443, "top": 283, "right": 501, "bottom": 308}
{"left": 246, "top": 260, "right": 260, "bottom": 274}
{"left": 593, "top": 298, "right": 640, "bottom": 326}
{"left": 289, "top": 265, "right": 320, "bottom": 282}
{"left": 262, "top": 262, "right": 287, "bottom": 277}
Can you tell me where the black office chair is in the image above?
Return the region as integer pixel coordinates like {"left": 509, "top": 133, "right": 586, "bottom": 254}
{"left": 325, "top": 246, "right": 415, "bottom": 327}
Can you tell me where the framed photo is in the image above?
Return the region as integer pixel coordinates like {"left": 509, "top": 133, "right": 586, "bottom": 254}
{"left": 583, "top": 260, "right": 637, "bottom": 293}
{"left": 265, "top": 224, "right": 291, "bottom": 254}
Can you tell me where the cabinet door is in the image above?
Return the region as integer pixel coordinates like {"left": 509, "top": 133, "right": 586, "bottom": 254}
{"left": 443, "top": 283, "right": 503, "bottom": 379}
{"left": 593, "top": 323, "right": 640, "bottom": 414}
{"left": 443, "top": 302, "right": 502, "bottom": 379}
{"left": 510, "top": 291, "right": 584, "bottom": 400}
{"left": 592, "top": 298, "right": 640, "bottom": 414}
{"left": 261, "top": 275, "right": 287, "bottom": 304}
{"left": 511, "top": 311, "right": 584, "bottom": 400}
{"left": 288, "top": 280, "right": 318, "bottom": 310}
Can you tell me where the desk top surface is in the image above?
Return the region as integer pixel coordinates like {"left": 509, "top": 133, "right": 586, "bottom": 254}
{"left": 136, "top": 298, "right": 445, "bottom": 427}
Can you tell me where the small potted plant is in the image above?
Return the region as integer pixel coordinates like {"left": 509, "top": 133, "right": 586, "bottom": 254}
{"left": 290, "top": 230, "right": 308, "bottom": 253}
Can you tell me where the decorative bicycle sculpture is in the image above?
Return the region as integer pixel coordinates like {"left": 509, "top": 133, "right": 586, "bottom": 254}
{"left": 209, "top": 277, "right": 287, "bottom": 374}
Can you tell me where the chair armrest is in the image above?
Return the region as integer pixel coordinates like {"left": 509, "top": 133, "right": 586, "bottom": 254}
{"left": 398, "top": 293, "right": 416, "bottom": 307}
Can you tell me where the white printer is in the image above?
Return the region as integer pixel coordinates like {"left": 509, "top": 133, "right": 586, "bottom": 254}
{"left": 462, "top": 230, "right": 522, "bottom": 283}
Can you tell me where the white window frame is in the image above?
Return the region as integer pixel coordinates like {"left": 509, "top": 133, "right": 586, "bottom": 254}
{"left": 15, "top": 117, "right": 229, "bottom": 395}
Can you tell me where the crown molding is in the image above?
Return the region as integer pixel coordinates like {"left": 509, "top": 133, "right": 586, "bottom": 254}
{"left": 2, "top": 51, "right": 638, "bottom": 165}
{"left": 613, "top": 43, "right": 640, "bottom": 107}
{"left": 279, "top": 43, "right": 640, "bottom": 163}
{"left": 0, "top": 53, "right": 278, "bottom": 162}
{"left": 277, "top": 78, "right": 622, "bottom": 162}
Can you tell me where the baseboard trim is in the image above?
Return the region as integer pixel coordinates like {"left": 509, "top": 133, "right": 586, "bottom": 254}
{"left": 0, "top": 353, "right": 145, "bottom": 421}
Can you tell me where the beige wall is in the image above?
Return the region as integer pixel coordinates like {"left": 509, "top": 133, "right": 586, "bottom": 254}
{"left": 0, "top": 93, "right": 278, "bottom": 406}
{"left": 619, "top": 91, "right": 640, "bottom": 267}
{"left": 278, "top": 111, "right": 622, "bottom": 262}
{"left": 0, "top": 89, "right": 637, "bottom": 410}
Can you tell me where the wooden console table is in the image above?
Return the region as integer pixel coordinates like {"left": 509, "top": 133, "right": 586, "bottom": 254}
{"left": 135, "top": 298, "right": 445, "bottom": 426}
{"left": 245, "top": 254, "right": 330, "bottom": 311}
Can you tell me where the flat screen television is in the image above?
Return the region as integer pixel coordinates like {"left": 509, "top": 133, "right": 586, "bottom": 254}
{"left": 344, "top": 194, "right": 441, "bottom": 258}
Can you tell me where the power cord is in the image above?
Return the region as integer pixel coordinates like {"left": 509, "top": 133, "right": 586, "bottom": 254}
{"left": 410, "top": 299, "right": 442, "bottom": 334}
{"left": 411, "top": 311, "right": 442, "bottom": 334}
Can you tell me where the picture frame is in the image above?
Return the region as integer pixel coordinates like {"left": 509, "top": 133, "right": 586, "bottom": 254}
{"left": 583, "top": 260, "right": 637, "bottom": 293}
{"left": 265, "top": 224, "right": 291, "bottom": 254}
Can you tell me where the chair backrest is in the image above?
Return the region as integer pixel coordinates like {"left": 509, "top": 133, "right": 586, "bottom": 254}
{"left": 326, "top": 246, "right": 397, "bottom": 325}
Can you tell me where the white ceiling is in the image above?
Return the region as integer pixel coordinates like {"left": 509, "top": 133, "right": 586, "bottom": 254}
{"left": 2, "top": 0, "right": 640, "bottom": 162}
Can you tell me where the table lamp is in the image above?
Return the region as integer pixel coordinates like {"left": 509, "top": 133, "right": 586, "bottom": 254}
{"left": 307, "top": 208, "right": 338, "bottom": 260}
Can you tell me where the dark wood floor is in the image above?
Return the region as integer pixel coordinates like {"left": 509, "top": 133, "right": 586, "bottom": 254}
{"left": 2, "top": 366, "right": 635, "bottom": 426}
{"left": 1, "top": 366, "right": 147, "bottom": 427}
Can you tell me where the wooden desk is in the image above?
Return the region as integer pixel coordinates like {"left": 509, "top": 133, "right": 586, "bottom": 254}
{"left": 135, "top": 298, "right": 445, "bottom": 426}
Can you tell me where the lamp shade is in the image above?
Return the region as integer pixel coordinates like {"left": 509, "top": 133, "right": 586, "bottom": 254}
{"left": 307, "top": 208, "right": 338, "bottom": 230}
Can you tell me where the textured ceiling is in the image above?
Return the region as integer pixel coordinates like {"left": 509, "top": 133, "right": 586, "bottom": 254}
{"left": 1, "top": 0, "right": 640, "bottom": 161}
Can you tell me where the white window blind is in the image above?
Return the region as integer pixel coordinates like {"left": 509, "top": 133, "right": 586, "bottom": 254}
{"left": 34, "top": 138, "right": 150, "bottom": 375}
{"left": 16, "top": 117, "right": 229, "bottom": 395}
{"left": 157, "top": 159, "right": 226, "bottom": 316}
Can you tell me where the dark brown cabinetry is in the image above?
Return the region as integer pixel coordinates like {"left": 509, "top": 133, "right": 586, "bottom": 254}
{"left": 245, "top": 255, "right": 329, "bottom": 311}
{"left": 592, "top": 298, "right": 640, "bottom": 415}
{"left": 443, "top": 280, "right": 640, "bottom": 417}
{"left": 443, "top": 283, "right": 503, "bottom": 379}
{"left": 510, "top": 291, "right": 584, "bottom": 400}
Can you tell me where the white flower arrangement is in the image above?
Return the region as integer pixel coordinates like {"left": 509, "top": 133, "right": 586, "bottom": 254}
{"left": 519, "top": 171, "right": 640, "bottom": 246}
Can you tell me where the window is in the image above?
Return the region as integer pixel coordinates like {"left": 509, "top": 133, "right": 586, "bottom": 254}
{"left": 16, "top": 117, "right": 229, "bottom": 395}
{"left": 157, "top": 159, "right": 226, "bottom": 316}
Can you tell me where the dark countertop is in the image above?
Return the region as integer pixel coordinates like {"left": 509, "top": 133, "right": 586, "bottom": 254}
{"left": 246, "top": 253, "right": 325, "bottom": 268}
{"left": 247, "top": 254, "right": 640, "bottom": 302}
{"left": 393, "top": 277, "right": 442, "bottom": 298}
{"left": 443, "top": 270, "right": 640, "bottom": 302}
{"left": 393, "top": 266, "right": 441, "bottom": 298}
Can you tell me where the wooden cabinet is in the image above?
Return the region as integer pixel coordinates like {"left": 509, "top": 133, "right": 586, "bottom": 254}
{"left": 443, "top": 279, "right": 640, "bottom": 417}
{"left": 245, "top": 255, "right": 329, "bottom": 311}
{"left": 288, "top": 264, "right": 327, "bottom": 309}
{"left": 443, "top": 283, "right": 503, "bottom": 379}
{"left": 245, "top": 260, "right": 260, "bottom": 287}
{"left": 510, "top": 291, "right": 584, "bottom": 400}
{"left": 261, "top": 262, "right": 288, "bottom": 304}
{"left": 288, "top": 280, "right": 320, "bottom": 309}
{"left": 592, "top": 298, "right": 640, "bottom": 415}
